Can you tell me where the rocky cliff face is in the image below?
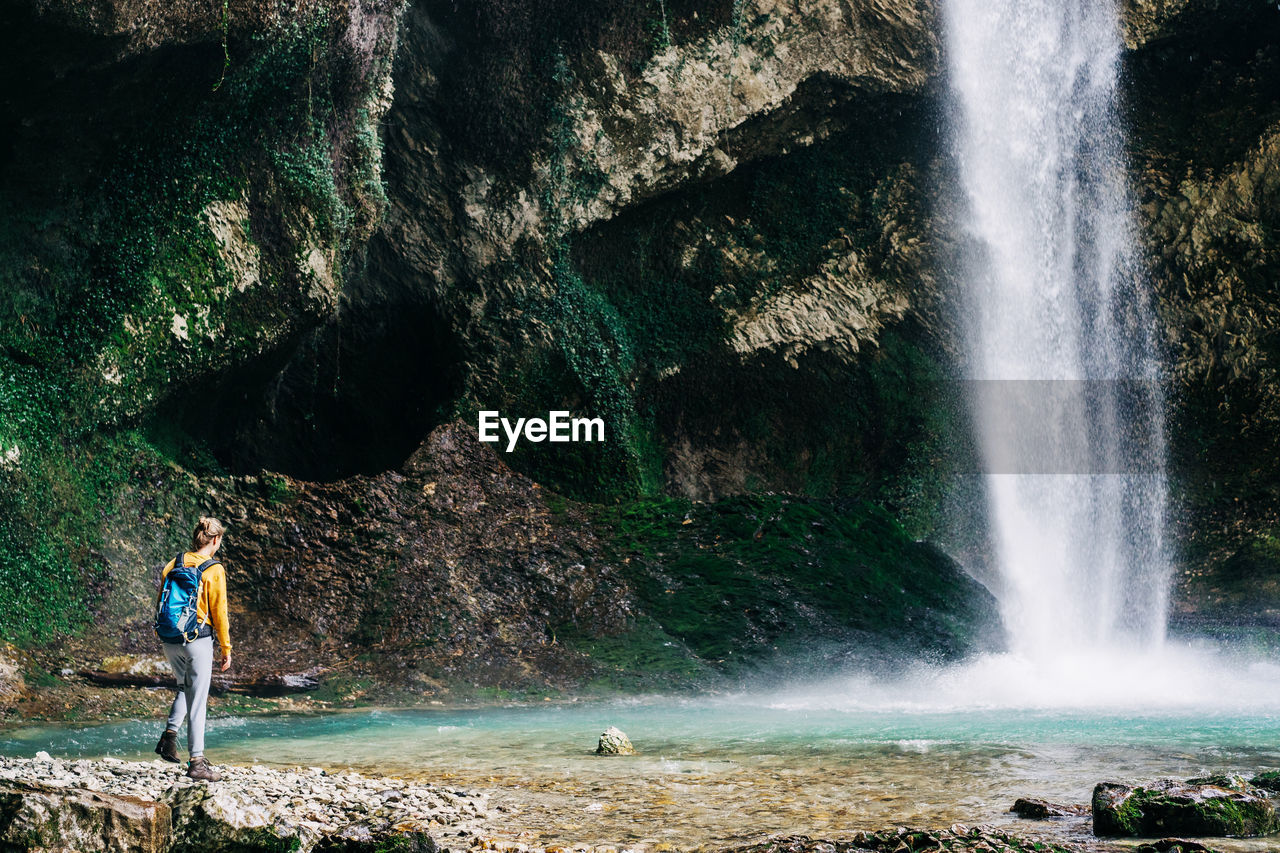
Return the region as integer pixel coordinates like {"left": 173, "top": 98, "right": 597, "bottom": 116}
{"left": 1125, "top": 3, "right": 1280, "bottom": 628}
{"left": 208, "top": 0, "right": 952, "bottom": 503}
{"left": 2, "top": 0, "right": 1278, "bottom": 700}
{"left": 0, "top": 0, "right": 405, "bottom": 645}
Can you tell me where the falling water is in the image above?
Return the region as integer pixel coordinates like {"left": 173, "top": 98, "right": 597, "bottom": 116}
{"left": 943, "top": 0, "right": 1170, "bottom": 657}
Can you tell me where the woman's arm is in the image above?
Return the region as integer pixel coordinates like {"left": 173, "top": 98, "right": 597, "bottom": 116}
{"left": 204, "top": 565, "right": 233, "bottom": 669}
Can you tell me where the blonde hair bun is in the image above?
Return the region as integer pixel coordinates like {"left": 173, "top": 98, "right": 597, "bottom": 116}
{"left": 192, "top": 516, "right": 227, "bottom": 550}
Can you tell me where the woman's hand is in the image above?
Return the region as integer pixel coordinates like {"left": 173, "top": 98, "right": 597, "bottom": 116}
{"left": 220, "top": 649, "right": 232, "bottom": 672}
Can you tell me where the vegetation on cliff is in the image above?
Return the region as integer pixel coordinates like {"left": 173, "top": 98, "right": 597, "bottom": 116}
{"left": 0, "top": 0, "right": 403, "bottom": 643}
{"left": 4, "top": 0, "right": 1278, "bottom": 704}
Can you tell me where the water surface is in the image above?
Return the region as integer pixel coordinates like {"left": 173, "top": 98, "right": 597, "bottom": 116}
{"left": 6, "top": 692, "right": 1280, "bottom": 851}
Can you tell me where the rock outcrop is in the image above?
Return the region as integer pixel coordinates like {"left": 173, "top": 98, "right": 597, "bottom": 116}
{"left": 1092, "top": 777, "right": 1280, "bottom": 838}
{"left": 0, "top": 780, "right": 171, "bottom": 853}
{"left": 333, "top": 0, "right": 952, "bottom": 501}
{"left": 0, "top": 755, "right": 487, "bottom": 852}
{"left": 1127, "top": 3, "right": 1280, "bottom": 631}
{"left": 0, "top": 645, "right": 24, "bottom": 710}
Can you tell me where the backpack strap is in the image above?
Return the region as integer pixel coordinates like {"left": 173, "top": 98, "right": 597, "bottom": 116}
{"left": 188, "top": 559, "right": 219, "bottom": 634}
{"left": 161, "top": 553, "right": 184, "bottom": 587}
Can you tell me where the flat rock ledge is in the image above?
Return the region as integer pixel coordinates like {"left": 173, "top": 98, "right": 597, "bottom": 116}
{"left": 0, "top": 754, "right": 490, "bottom": 852}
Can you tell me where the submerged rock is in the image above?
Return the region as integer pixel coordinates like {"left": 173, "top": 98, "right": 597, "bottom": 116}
{"left": 1133, "top": 840, "right": 1220, "bottom": 853}
{"left": 1011, "top": 797, "right": 1090, "bottom": 818}
{"left": 1092, "top": 778, "right": 1280, "bottom": 837}
{"left": 724, "top": 827, "right": 1079, "bottom": 853}
{"left": 595, "top": 726, "right": 635, "bottom": 756}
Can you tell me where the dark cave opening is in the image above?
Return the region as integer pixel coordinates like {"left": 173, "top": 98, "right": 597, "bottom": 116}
{"left": 165, "top": 285, "right": 462, "bottom": 483}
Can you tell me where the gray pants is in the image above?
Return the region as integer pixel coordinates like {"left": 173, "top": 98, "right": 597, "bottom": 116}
{"left": 162, "top": 636, "right": 213, "bottom": 758}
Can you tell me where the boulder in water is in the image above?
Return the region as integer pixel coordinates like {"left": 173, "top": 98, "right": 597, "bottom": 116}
{"left": 595, "top": 726, "right": 635, "bottom": 755}
{"left": 1092, "top": 778, "right": 1280, "bottom": 837}
{"left": 0, "top": 780, "right": 171, "bottom": 853}
{"left": 1011, "top": 797, "right": 1089, "bottom": 818}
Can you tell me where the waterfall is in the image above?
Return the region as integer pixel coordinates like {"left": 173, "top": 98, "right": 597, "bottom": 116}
{"left": 943, "top": 0, "right": 1170, "bottom": 657}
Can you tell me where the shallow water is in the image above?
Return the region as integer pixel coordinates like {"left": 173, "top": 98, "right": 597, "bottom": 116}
{"left": 5, "top": 672, "right": 1280, "bottom": 851}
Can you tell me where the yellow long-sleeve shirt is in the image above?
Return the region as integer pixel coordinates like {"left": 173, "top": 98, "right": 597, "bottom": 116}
{"left": 160, "top": 553, "right": 232, "bottom": 651}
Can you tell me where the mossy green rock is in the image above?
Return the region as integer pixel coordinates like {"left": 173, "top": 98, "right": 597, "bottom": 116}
{"left": 1251, "top": 772, "right": 1280, "bottom": 794}
{"left": 1092, "top": 778, "right": 1280, "bottom": 838}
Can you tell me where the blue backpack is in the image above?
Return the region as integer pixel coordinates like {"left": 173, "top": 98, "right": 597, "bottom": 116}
{"left": 154, "top": 553, "right": 217, "bottom": 644}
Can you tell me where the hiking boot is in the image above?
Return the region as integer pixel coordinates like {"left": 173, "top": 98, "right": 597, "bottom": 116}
{"left": 155, "top": 730, "right": 181, "bottom": 763}
{"left": 186, "top": 756, "right": 222, "bottom": 782}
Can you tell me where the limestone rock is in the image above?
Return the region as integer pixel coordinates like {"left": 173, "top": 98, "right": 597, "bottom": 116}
{"left": 0, "top": 780, "right": 171, "bottom": 853}
{"left": 726, "top": 239, "right": 911, "bottom": 367}
{"left": 0, "top": 755, "right": 489, "bottom": 851}
{"left": 595, "top": 726, "right": 635, "bottom": 755}
{"left": 1092, "top": 778, "right": 1280, "bottom": 837}
{"left": 168, "top": 782, "right": 319, "bottom": 853}
{"left": 99, "top": 654, "right": 171, "bottom": 677}
{"left": 545, "top": 0, "right": 940, "bottom": 235}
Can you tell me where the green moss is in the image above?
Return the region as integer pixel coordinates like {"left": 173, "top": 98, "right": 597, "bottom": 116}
{"left": 1251, "top": 771, "right": 1280, "bottom": 793}
{"left": 557, "top": 615, "right": 709, "bottom": 690}
{"left": 1097, "top": 782, "right": 1280, "bottom": 838}
{"left": 590, "top": 493, "right": 999, "bottom": 668}
{"left": 1106, "top": 794, "right": 1145, "bottom": 836}
{"left": 262, "top": 474, "right": 294, "bottom": 506}
{"left": 0, "top": 363, "right": 179, "bottom": 643}
{"left": 0, "top": 5, "right": 400, "bottom": 647}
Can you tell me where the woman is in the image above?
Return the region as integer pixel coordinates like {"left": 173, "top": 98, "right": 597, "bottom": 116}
{"left": 154, "top": 517, "right": 233, "bottom": 781}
